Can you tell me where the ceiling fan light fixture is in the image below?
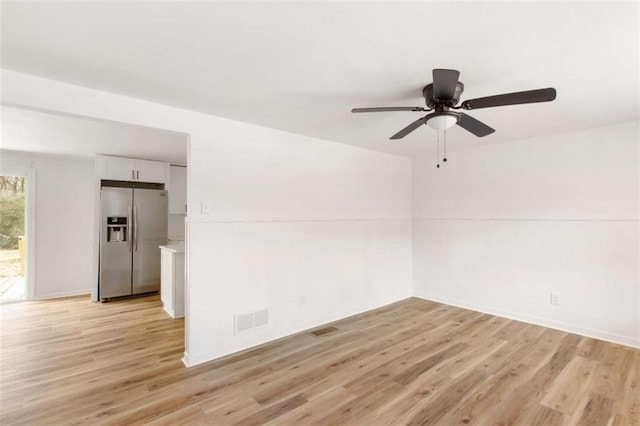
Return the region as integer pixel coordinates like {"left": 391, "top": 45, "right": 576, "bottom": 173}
{"left": 426, "top": 112, "right": 458, "bottom": 130}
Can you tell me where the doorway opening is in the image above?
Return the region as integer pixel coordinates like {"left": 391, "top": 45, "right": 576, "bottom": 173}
{"left": 0, "top": 175, "right": 26, "bottom": 302}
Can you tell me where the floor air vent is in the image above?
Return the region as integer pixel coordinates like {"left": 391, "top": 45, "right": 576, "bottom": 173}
{"left": 309, "top": 326, "right": 338, "bottom": 337}
{"left": 235, "top": 309, "right": 269, "bottom": 334}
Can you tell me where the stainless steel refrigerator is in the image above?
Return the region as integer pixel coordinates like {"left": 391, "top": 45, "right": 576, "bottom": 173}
{"left": 100, "top": 185, "right": 168, "bottom": 300}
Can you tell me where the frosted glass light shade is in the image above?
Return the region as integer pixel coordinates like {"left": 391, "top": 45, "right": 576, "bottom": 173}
{"left": 426, "top": 114, "right": 458, "bottom": 130}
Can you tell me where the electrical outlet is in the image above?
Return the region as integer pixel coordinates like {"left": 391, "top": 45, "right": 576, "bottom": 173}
{"left": 299, "top": 295, "right": 306, "bottom": 306}
{"left": 550, "top": 293, "right": 560, "bottom": 306}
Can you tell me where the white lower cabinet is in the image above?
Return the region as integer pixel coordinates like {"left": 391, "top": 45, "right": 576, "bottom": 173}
{"left": 160, "top": 246, "right": 185, "bottom": 319}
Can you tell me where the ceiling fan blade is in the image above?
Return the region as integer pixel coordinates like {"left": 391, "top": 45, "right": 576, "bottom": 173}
{"left": 456, "top": 113, "right": 495, "bottom": 137}
{"left": 352, "top": 107, "right": 426, "bottom": 113}
{"left": 432, "top": 69, "right": 460, "bottom": 100}
{"left": 461, "top": 88, "right": 557, "bottom": 110}
{"left": 389, "top": 116, "right": 427, "bottom": 140}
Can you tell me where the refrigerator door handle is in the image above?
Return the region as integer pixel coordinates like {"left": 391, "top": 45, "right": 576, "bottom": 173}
{"left": 127, "top": 205, "right": 133, "bottom": 253}
{"left": 133, "top": 205, "right": 138, "bottom": 252}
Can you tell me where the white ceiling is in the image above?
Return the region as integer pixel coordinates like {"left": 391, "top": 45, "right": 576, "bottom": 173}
{"left": 1, "top": 1, "right": 638, "bottom": 158}
{"left": 1, "top": 106, "right": 188, "bottom": 165}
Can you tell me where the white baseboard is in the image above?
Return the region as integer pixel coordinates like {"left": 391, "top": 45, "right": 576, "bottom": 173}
{"left": 35, "top": 289, "right": 90, "bottom": 300}
{"left": 182, "top": 292, "right": 411, "bottom": 367}
{"left": 182, "top": 352, "right": 196, "bottom": 368}
{"left": 413, "top": 291, "right": 640, "bottom": 349}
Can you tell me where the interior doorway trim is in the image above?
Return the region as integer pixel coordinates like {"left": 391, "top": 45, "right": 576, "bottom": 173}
{"left": 0, "top": 166, "right": 36, "bottom": 300}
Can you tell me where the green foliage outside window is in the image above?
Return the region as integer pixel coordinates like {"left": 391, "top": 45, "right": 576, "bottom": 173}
{"left": 0, "top": 176, "right": 25, "bottom": 250}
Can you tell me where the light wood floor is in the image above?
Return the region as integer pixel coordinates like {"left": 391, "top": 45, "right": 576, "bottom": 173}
{"left": 1, "top": 295, "right": 638, "bottom": 425}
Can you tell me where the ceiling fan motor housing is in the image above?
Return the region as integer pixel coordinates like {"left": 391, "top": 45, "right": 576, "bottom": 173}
{"left": 423, "top": 82, "right": 465, "bottom": 108}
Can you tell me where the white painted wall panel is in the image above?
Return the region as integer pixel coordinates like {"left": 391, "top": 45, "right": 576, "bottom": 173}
{"left": 413, "top": 122, "right": 640, "bottom": 347}
{"left": 188, "top": 219, "right": 412, "bottom": 363}
{"left": 187, "top": 122, "right": 411, "bottom": 222}
{"left": 414, "top": 122, "right": 638, "bottom": 221}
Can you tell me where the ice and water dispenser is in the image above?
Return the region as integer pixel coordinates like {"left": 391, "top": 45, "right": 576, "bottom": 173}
{"left": 106, "top": 216, "right": 127, "bottom": 242}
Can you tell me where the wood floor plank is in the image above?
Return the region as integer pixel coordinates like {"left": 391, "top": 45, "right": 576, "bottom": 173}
{"left": 526, "top": 404, "right": 567, "bottom": 425}
{"left": 571, "top": 392, "right": 615, "bottom": 426}
{"left": 264, "top": 386, "right": 357, "bottom": 425}
{"left": 392, "top": 341, "right": 470, "bottom": 386}
{"left": 541, "top": 355, "right": 599, "bottom": 415}
{"left": 607, "top": 413, "right": 636, "bottom": 426}
{"left": 589, "top": 344, "right": 635, "bottom": 400}
{"left": 405, "top": 368, "right": 487, "bottom": 425}
{"left": 365, "top": 370, "right": 450, "bottom": 425}
{"left": 437, "top": 363, "right": 531, "bottom": 425}
{"left": 202, "top": 396, "right": 263, "bottom": 423}
{"left": 312, "top": 378, "right": 403, "bottom": 425}
{"left": 231, "top": 394, "right": 307, "bottom": 426}
{"left": 482, "top": 382, "right": 545, "bottom": 426}
{"left": 2, "top": 294, "right": 638, "bottom": 425}
{"left": 612, "top": 353, "right": 640, "bottom": 424}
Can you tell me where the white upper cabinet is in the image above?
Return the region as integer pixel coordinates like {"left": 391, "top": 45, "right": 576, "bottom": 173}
{"left": 99, "top": 156, "right": 136, "bottom": 181}
{"left": 136, "top": 159, "right": 167, "bottom": 183}
{"left": 169, "top": 165, "right": 187, "bottom": 214}
{"left": 97, "top": 155, "right": 167, "bottom": 183}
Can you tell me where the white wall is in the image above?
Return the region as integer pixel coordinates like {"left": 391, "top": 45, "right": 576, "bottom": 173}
{"left": 167, "top": 214, "right": 185, "bottom": 240}
{"left": 413, "top": 121, "right": 640, "bottom": 347}
{"left": 1, "top": 70, "right": 413, "bottom": 365}
{"left": 0, "top": 150, "right": 95, "bottom": 299}
{"left": 187, "top": 129, "right": 412, "bottom": 364}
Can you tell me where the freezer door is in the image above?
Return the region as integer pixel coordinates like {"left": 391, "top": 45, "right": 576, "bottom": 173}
{"left": 100, "top": 187, "right": 133, "bottom": 299}
{"left": 132, "top": 189, "right": 168, "bottom": 294}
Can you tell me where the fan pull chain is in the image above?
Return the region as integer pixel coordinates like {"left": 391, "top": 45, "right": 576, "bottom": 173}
{"left": 436, "top": 130, "right": 440, "bottom": 168}
{"left": 443, "top": 128, "right": 448, "bottom": 163}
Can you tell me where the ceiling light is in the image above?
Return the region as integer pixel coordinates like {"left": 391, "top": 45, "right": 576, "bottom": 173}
{"left": 426, "top": 112, "right": 458, "bottom": 130}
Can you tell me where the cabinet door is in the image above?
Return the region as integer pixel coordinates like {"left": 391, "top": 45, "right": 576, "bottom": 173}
{"left": 169, "top": 166, "right": 187, "bottom": 214}
{"left": 136, "top": 159, "right": 167, "bottom": 183}
{"left": 99, "top": 156, "right": 136, "bottom": 181}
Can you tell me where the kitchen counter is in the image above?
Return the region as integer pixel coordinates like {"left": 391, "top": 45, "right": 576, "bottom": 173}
{"left": 159, "top": 244, "right": 184, "bottom": 253}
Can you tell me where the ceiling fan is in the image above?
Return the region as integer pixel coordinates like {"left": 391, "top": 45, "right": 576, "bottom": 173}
{"left": 352, "top": 69, "right": 557, "bottom": 139}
